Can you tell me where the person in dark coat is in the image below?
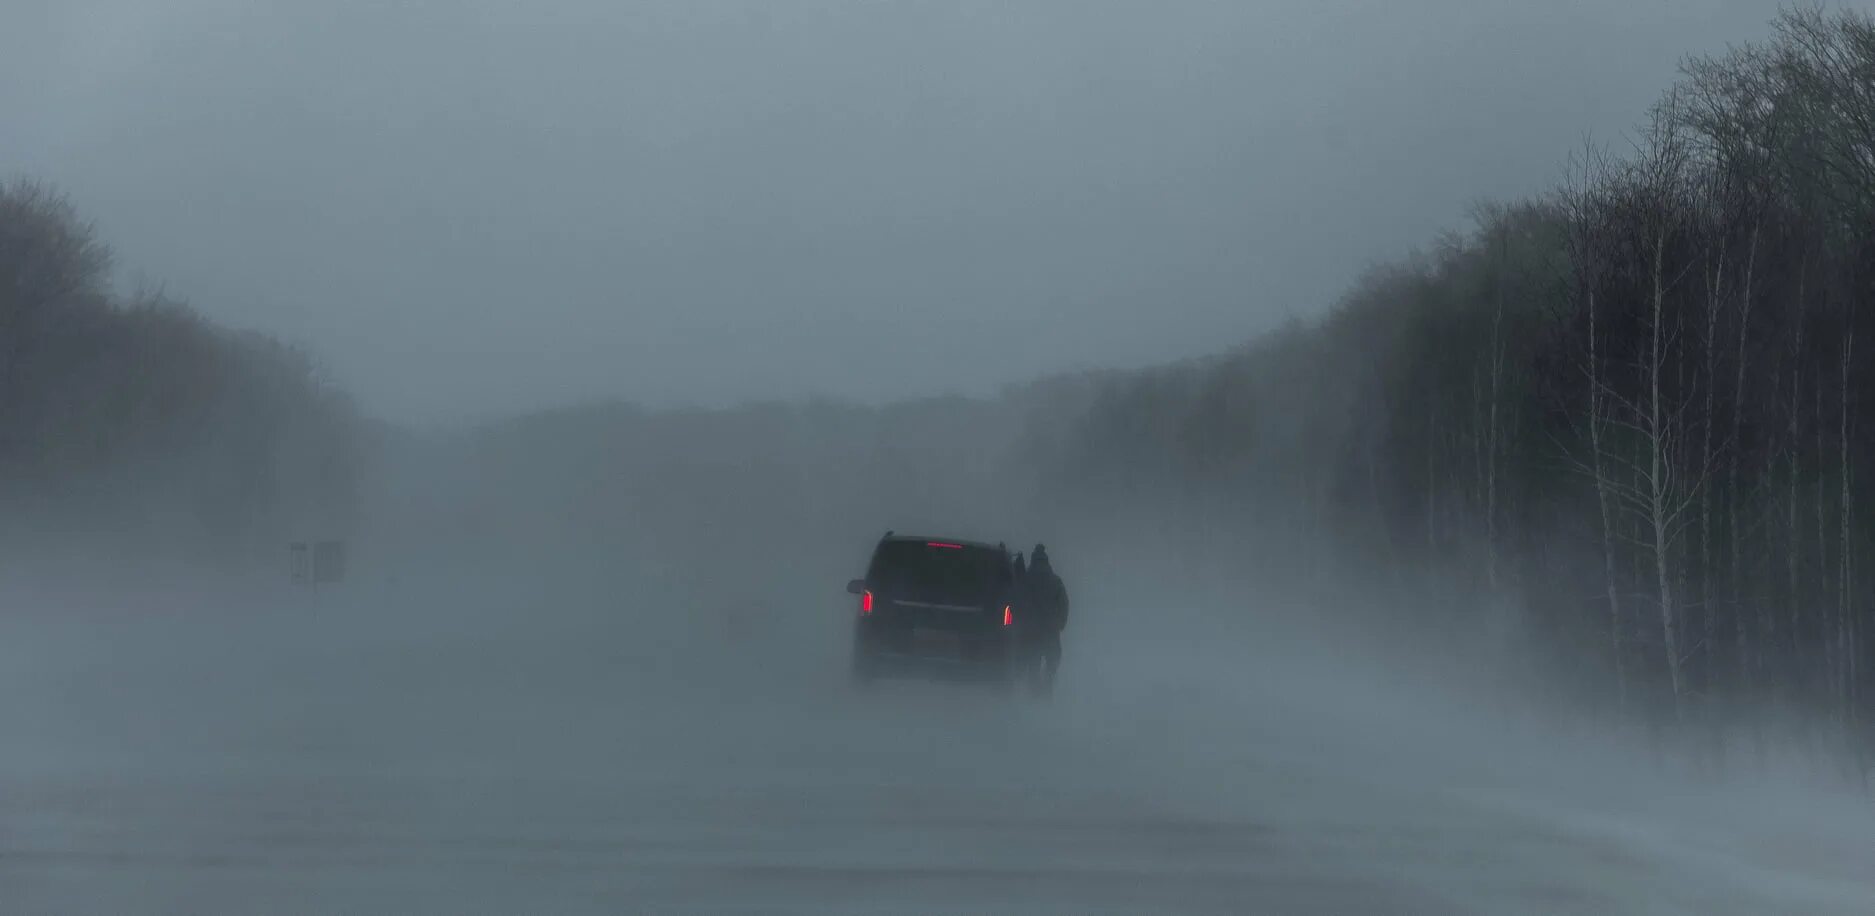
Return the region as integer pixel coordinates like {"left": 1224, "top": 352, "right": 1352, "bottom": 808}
{"left": 1022, "top": 543, "right": 1068, "bottom": 692}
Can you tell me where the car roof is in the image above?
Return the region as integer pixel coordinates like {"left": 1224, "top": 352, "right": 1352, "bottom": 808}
{"left": 880, "top": 534, "right": 1005, "bottom": 552}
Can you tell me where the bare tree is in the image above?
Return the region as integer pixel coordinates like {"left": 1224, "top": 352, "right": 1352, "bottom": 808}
{"left": 1697, "top": 183, "right": 1728, "bottom": 703}
{"left": 1631, "top": 100, "right": 1703, "bottom": 722}
{"left": 1560, "top": 142, "right": 1631, "bottom": 712}
{"left": 1729, "top": 223, "right": 1759, "bottom": 703}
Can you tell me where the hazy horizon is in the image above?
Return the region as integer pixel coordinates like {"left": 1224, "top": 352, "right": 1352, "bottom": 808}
{"left": 3, "top": 0, "right": 1805, "bottom": 423}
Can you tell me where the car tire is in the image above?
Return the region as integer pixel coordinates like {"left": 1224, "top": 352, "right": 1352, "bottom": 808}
{"left": 987, "top": 655, "right": 1019, "bottom": 696}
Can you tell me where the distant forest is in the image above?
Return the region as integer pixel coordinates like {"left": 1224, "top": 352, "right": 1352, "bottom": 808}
{"left": 0, "top": 181, "right": 359, "bottom": 567}
{"left": 4, "top": 8, "right": 1871, "bottom": 769}
{"left": 1039, "top": 7, "right": 1875, "bottom": 762}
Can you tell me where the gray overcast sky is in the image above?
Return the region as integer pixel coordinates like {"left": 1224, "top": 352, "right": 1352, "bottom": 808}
{"left": 2, "top": 0, "right": 1822, "bottom": 423}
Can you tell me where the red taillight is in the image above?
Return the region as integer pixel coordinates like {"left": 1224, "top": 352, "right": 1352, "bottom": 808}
{"left": 1002, "top": 605, "right": 1013, "bottom": 627}
{"left": 861, "top": 591, "right": 873, "bottom": 615}
{"left": 926, "top": 541, "right": 964, "bottom": 549}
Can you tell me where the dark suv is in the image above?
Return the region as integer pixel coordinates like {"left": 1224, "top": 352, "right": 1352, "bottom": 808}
{"left": 846, "top": 534, "right": 1019, "bottom": 686}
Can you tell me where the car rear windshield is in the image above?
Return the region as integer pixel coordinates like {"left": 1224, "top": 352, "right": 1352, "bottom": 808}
{"left": 868, "top": 541, "right": 1010, "bottom": 601}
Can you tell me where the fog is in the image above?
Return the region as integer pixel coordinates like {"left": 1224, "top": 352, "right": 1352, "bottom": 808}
{"left": 8, "top": 2, "right": 1875, "bottom": 913}
{"left": 5, "top": 0, "right": 1793, "bottom": 423}
{"left": 5, "top": 393, "right": 1874, "bottom": 912}
{"left": 5, "top": 541, "right": 1873, "bottom": 913}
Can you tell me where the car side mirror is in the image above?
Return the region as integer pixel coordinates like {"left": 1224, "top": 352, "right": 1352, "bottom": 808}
{"left": 845, "top": 579, "right": 866, "bottom": 595}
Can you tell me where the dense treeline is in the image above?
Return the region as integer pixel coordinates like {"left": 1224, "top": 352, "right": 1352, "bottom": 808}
{"left": 0, "top": 181, "right": 358, "bottom": 566}
{"left": 1046, "top": 8, "right": 1875, "bottom": 770}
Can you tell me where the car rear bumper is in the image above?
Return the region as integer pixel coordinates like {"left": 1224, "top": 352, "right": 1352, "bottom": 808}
{"left": 853, "top": 620, "right": 1015, "bottom": 678}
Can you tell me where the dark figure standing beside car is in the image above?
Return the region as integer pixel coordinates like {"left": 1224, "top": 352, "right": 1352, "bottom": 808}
{"left": 1019, "top": 543, "right": 1068, "bottom": 693}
